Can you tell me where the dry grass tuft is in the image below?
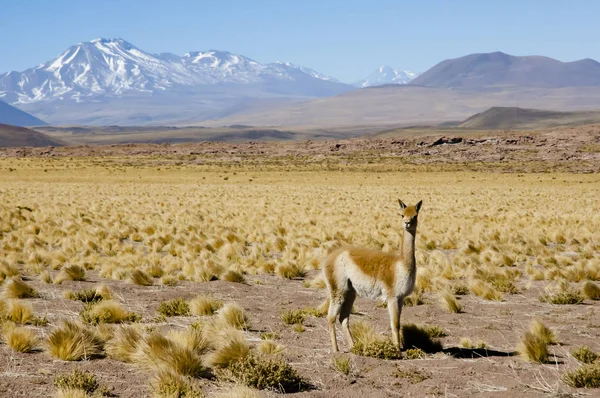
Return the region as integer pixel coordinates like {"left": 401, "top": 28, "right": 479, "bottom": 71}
{"left": 562, "top": 364, "right": 600, "bottom": 388}
{"left": 221, "top": 270, "right": 246, "bottom": 283}
{"left": 583, "top": 281, "right": 600, "bottom": 300}
{"left": 206, "top": 327, "right": 250, "bottom": 368}
{"left": 54, "top": 369, "right": 99, "bottom": 395}
{"left": 221, "top": 353, "right": 305, "bottom": 392}
{"left": 217, "top": 303, "right": 249, "bottom": 330}
{"left": 150, "top": 370, "right": 202, "bottom": 398}
{"left": 572, "top": 346, "right": 599, "bottom": 364}
{"left": 46, "top": 320, "right": 104, "bottom": 361}
{"left": 402, "top": 323, "right": 443, "bottom": 353}
{"left": 66, "top": 288, "right": 104, "bottom": 304}
{"left": 95, "top": 284, "right": 112, "bottom": 300}
{"left": 57, "top": 265, "right": 87, "bottom": 283}
{"left": 275, "top": 262, "right": 305, "bottom": 279}
{"left": 518, "top": 331, "right": 548, "bottom": 363}
{"left": 81, "top": 300, "right": 140, "bottom": 325}
{"left": 539, "top": 288, "right": 584, "bottom": 305}
{"left": 332, "top": 355, "right": 351, "bottom": 375}
{"left": 439, "top": 291, "right": 462, "bottom": 313}
{"left": 349, "top": 320, "right": 402, "bottom": 359}
{"left": 280, "top": 309, "right": 306, "bottom": 325}
{"left": 259, "top": 340, "right": 285, "bottom": 355}
{"left": 105, "top": 325, "right": 143, "bottom": 362}
{"left": 133, "top": 332, "right": 206, "bottom": 377}
{"left": 2, "top": 323, "right": 39, "bottom": 353}
{"left": 2, "top": 278, "right": 39, "bottom": 299}
{"left": 189, "top": 295, "right": 223, "bottom": 316}
{"left": 130, "top": 269, "right": 154, "bottom": 286}
{"left": 529, "top": 319, "right": 557, "bottom": 345}
{"left": 469, "top": 280, "right": 503, "bottom": 301}
{"left": 156, "top": 298, "right": 190, "bottom": 317}
{"left": 4, "top": 300, "right": 33, "bottom": 324}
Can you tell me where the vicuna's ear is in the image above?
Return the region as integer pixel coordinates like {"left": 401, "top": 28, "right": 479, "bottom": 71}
{"left": 398, "top": 199, "right": 407, "bottom": 210}
{"left": 415, "top": 200, "right": 423, "bottom": 213}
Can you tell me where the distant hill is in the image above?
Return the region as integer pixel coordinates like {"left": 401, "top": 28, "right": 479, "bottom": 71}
{"left": 0, "top": 101, "right": 47, "bottom": 126}
{"left": 459, "top": 106, "right": 600, "bottom": 129}
{"left": 203, "top": 85, "right": 600, "bottom": 128}
{"left": 411, "top": 52, "right": 600, "bottom": 88}
{"left": 0, "top": 124, "right": 63, "bottom": 147}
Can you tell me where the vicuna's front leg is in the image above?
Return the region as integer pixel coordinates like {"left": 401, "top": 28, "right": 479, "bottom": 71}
{"left": 387, "top": 297, "right": 403, "bottom": 347}
{"left": 327, "top": 300, "right": 342, "bottom": 352}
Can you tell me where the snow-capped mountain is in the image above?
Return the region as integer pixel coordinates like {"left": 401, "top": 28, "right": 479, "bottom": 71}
{"left": 357, "top": 66, "right": 419, "bottom": 87}
{"left": 0, "top": 38, "right": 348, "bottom": 106}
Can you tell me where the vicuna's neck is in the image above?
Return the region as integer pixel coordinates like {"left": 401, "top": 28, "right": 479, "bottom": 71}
{"left": 400, "top": 229, "right": 417, "bottom": 271}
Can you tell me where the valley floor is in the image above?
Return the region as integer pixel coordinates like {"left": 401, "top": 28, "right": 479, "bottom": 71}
{"left": 0, "top": 145, "right": 599, "bottom": 397}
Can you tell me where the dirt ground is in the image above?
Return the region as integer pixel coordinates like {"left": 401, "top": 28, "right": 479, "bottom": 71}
{"left": 0, "top": 268, "right": 597, "bottom": 397}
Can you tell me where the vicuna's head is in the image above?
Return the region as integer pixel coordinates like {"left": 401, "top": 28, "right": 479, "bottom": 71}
{"left": 398, "top": 199, "right": 423, "bottom": 233}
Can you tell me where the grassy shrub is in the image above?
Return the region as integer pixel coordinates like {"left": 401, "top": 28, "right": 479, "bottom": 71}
{"left": 46, "top": 320, "right": 104, "bottom": 361}
{"left": 150, "top": 370, "right": 202, "bottom": 398}
{"left": 221, "top": 270, "right": 246, "bottom": 283}
{"left": 81, "top": 300, "right": 141, "bottom": 325}
{"left": 259, "top": 332, "right": 280, "bottom": 341}
{"left": 349, "top": 320, "right": 402, "bottom": 359}
{"left": 332, "top": 355, "right": 351, "bottom": 375}
{"left": 130, "top": 269, "right": 154, "bottom": 286}
{"left": 133, "top": 332, "right": 206, "bottom": 377}
{"left": 469, "top": 280, "right": 503, "bottom": 301}
{"left": 423, "top": 325, "right": 447, "bottom": 338}
{"left": 563, "top": 365, "right": 600, "bottom": 388}
{"left": 2, "top": 323, "right": 39, "bottom": 353}
{"left": 280, "top": 309, "right": 306, "bottom": 325}
{"left": 451, "top": 283, "right": 470, "bottom": 296}
{"left": 2, "top": 278, "right": 38, "bottom": 299}
{"left": 539, "top": 289, "right": 584, "bottom": 304}
{"left": 217, "top": 303, "right": 249, "bottom": 330}
{"left": 157, "top": 298, "right": 190, "bottom": 317}
{"left": 58, "top": 265, "right": 86, "bottom": 282}
{"left": 572, "top": 346, "right": 599, "bottom": 364}
{"left": 404, "top": 348, "right": 427, "bottom": 359}
{"left": 439, "top": 291, "right": 462, "bottom": 313}
{"left": 105, "top": 325, "right": 143, "bottom": 362}
{"left": 65, "top": 288, "right": 104, "bottom": 304}
{"left": 189, "top": 295, "right": 223, "bottom": 316}
{"left": 206, "top": 327, "right": 250, "bottom": 368}
{"left": 259, "top": 340, "right": 285, "bottom": 355}
{"left": 530, "top": 319, "right": 557, "bottom": 345}
{"left": 4, "top": 300, "right": 33, "bottom": 324}
{"left": 275, "top": 262, "right": 305, "bottom": 279}
{"left": 518, "top": 331, "right": 548, "bottom": 363}
{"left": 583, "top": 281, "right": 600, "bottom": 300}
{"left": 54, "top": 370, "right": 99, "bottom": 396}
{"left": 403, "top": 291, "right": 424, "bottom": 307}
{"left": 222, "top": 354, "right": 305, "bottom": 392}
{"left": 402, "top": 323, "right": 443, "bottom": 353}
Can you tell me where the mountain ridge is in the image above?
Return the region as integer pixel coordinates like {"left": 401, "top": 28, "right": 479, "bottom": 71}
{"left": 411, "top": 51, "right": 600, "bottom": 88}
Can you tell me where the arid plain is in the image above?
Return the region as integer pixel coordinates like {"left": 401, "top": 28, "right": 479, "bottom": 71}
{"left": 0, "top": 125, "right": 599, "bottom": 397}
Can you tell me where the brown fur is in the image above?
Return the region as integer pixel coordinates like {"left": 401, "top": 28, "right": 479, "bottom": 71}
{"left": 345, "top": 247, "right": 398, "bottom": 291}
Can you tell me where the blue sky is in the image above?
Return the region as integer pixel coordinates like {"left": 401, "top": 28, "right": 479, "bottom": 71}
{"left": 1, "top": 0, "right": 598, "bottom": 83}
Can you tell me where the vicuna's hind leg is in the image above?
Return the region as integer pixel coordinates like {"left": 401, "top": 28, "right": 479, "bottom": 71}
{"left": 327, "top": 300, "right": 342, "bottom": 352}
{"left": 339, "top": 288, "right": 356, "bottom": 350}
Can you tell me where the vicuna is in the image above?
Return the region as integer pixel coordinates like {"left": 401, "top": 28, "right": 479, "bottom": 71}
{"left": 323, "top": 199, "right": 423, "bottom": 352}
